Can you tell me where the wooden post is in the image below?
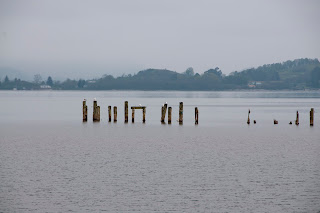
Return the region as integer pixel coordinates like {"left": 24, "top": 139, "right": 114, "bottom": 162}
{"left": 132, "top": 108, "right": 135, "bottom": 123}
{"left": 179, "top": 102, "right": 183, "bottom": 124}
{"left": 161, "top": 104, "right": 168, "bottom": 123}
{"left": 124, "top": 101, "right": 128, "bottom": 123}
{"left": 142, "top": 107, "right": 146, "bottom": 123}
{"left": 274, "top": 119, "right": 278, "bottom": 124}
{"left": 310, "top": 108, "right": 314, "bottom": 126}
{"left": 247, "top": 109, "right": 250, "bottom": 124}
{"left": 83, "top": 99, "right": 87, "bottom": 122}
{"left": 108, "top": 106, "right": 112, "bottom": 122}
{"left": 114, "top": 106, "right": 117, "bottom": 122}
{"left": 295, "top": 111, "right": 299, "bottom": 125}
{"left": 161, "top": 106, "right": 164, "bottom": 123}
{"left": 93, "top": 100, "right": 100, "bottom": 122}
{"left": 195, "top": 107, "right": 199, "bottom": 125}
{"left": 168, "top": 107, "right": 172, "bottom": 124}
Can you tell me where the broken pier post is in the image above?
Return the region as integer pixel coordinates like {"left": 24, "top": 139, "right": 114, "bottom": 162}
{"left": 114, "top": 106, "right": 117, "bottom": 122}
{"left": 247, "top": 109, "right": 250, "bottom": 124}
{"left": 168, "top": 107, "right": 172, "bottom": 124}
{"left": 295, "top": 111, "right": 299, "bottom": 125}
{"left": 161, "top": 103, "right": 168, "bottom": 123}
{"left": 132, "top": 108, "right": 135, "bottom": 123}
{"left": 83, "top": 99, "right": 87, "bottom": 122}
{"left": 142, "top": 107, "right": 146, "bottom": 123}
{"left": 195, "top": 107, "right": 199, "bottom": 125}
{"left": 108, "top": 106, "right": 112, "bottom": 122}
{"left": 124, "top": 101, "right": 128, "bottom": 123}
{"left": 310, "top": 108, "right": 314, "bottom": 126}
{"left": 179, "top": 102, "right": 183, "bottom": 124}
{"left": 93, "top": 99, "right": 100, "bottom": 122}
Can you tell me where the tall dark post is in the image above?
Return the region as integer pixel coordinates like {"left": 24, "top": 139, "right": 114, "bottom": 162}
{"left": 168, "top": 107, "right": 172, "bottom": 124}
{"left": 310, "top": 108, "right": 314, "bottom": 126}
{"left": 124, "top": 101, "right": 128, "bottom": 123}
{"left": 179, "top": 102, "right": 183, "bottom": 124}
{"left": 195, "top": 107, "right": 199, "bottom": 125}
{"left": 83, "top": 99, "right": 87, "bottom": 122}
{"left": 132, "top": 108, "right": 135, "bottom": 123}
{"left": 295, "top": 111, "right": 299, "bottom": 125}
{"left": 93, "top": 99, "right": 100, "bottom": 122}
{"left": 108, "top": 106, "right": 112, "bottom": 122}
{"left": 247, "top": 109, "right": 250, "bottom": 124}
{"left": 142, "top": 107, "right": 146, "bottom": 123}
{"left": 114, "top": 106, "right": 117, "bottom": 122}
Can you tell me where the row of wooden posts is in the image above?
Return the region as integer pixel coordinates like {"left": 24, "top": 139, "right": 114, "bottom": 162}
{"left": 82, "top": 99, "right": 199, "bottom": 124}
{"left": 247, "top": 108, "right": 315, "bottom": 126}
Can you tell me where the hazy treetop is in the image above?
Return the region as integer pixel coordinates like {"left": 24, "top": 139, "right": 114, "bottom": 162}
{"left": 0, "top": 0, "right": 319, "bottom": 79}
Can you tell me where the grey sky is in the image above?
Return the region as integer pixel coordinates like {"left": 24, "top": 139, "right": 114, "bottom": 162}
{"left": 0, "top": 0, "right": 319, "bottom": 79}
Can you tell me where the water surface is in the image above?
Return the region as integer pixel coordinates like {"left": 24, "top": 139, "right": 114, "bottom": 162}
{"left": 0, "top": 91, "right": 319, "bottom": 212}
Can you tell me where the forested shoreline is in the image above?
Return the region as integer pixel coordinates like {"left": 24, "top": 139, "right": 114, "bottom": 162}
{"left": 1, "top": 58, "right": 320, "bottom": 91}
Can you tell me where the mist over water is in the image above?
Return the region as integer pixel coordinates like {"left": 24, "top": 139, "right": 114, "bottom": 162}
{"left": 0, "top": 91, "right": 320, "bottom": 212}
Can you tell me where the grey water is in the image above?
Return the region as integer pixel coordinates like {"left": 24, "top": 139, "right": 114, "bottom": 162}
{"left": 0, "top": 91, "right": 319, "bottom": 212}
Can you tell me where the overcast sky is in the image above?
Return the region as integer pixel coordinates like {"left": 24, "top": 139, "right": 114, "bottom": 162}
{"left": 0, "top": 0, "right": 319, "bottom": 79}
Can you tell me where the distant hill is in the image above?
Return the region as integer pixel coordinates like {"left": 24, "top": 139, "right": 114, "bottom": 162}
{"left": 1, "top": 58, "right": 320, "bottom": 90}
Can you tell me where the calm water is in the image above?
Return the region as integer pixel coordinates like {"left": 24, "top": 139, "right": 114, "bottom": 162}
{"left": 0, "top": 91, "right": 319, "bottom": 212}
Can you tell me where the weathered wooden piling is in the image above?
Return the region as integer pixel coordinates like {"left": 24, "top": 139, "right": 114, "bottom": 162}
{"left": 247, "top": 109, "right": 250, "bottom": 124}
{"left": 195, "top": 107, "right": 199, "bottom": 125}
{"left": 124, "top": 101, "right": 128, "bottom": 123}
{"left": 274, "top": 119, "right": 278, "bottom": 124}
{"left": 142, "top": 107, "right": 146, "bottom": 123}
{"left": 161, "top": 104, "right": 168, "bottom": 123}
{"left": 161, "top": 106, "right": 164, "bottom": 122}
{"left": 310, "top": 108, "right": 314, "bottom": 126}
{"left": 132, "top": 108, "right": 135, "bottom": 123}
{"left": 108, "top": 106, "right": 112, "bottom": 122}
{"left": 179, "top": 102, "right": 183, "bottom": 124}
{"left": 295, "top": 111, "right": 299, "bottom": 125}
{"left": 93, "top": 99, "right": 100, "bottom": 122}
{"left": 254, "top": 120, "right": 256, "bottom": 124}
{"left": 83, "top": 99, "right": 87, "bottom": 122}
{"left": 114, "top": 106, "right": 117, "bottom": 122}
{"left": 168, "top": 107, "right": 172, "bottom": 124}
{"left": 289, "top": 121, "right": 292, "bottom": 125}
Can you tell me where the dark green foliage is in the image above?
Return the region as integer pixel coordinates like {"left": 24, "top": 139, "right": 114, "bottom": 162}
{"left": 46, "top": 76, "right": 53, "bottom": 86}
{"left": 77, "top": 79, "right": 86, "bottom": 88}
{"left": 4, "top": 75, "right": 9, "bottom": 83}
{"left": 1, "top": 58, "right": 319, "bottom": 90}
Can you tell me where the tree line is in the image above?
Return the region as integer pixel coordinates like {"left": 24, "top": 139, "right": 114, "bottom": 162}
{"left": 1, "top": 58, "right": 320, "bottom": 90}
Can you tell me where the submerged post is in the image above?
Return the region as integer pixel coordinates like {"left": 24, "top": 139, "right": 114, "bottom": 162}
{"left": 295, "top": 111, "right": 299, "bottom": 125}
{"left": 108, "top": 106, "right": 112, "bottom": 122}
{"left": 142, "top": 107, "right": 146, "bottom": 123}
{"left": 83, "top": 99, "right": 87, "bottom": 122}
{"left": 125, "top": 101, "right": 128, "bottom": 123}
{"left": 310, "top": 108, "right": 314, "bottom": 126}
{"left": 114, "top": 106, "right": 117, "bottom": 122}
{"left": 195, "top": 107, "right": 199, "bottom": 125}
{"left": 247, "top": 109, "right": 250, "bottom": 124}
{"left": 93, "top": 99, "right": 100, "bottom": 122}
{"left": 168, "top": 107, "right": 172, "bottom": 124}
{"left": 179, "top": 102, "right": 183, "bottom": 124}
{"left": 132, "top": 108, "right": 135, "bottom": 123}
